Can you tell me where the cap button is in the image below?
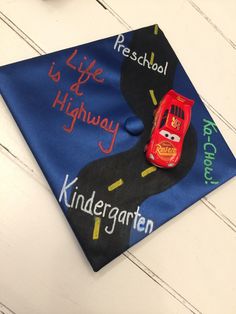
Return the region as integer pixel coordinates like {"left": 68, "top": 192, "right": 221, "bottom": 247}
{"left": 124, "top": 116, "right": 144, "bottom": 136}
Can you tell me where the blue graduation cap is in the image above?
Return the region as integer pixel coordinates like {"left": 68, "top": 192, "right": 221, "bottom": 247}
{"left": 0, "top": 25, "right": 235, "bottom": 271}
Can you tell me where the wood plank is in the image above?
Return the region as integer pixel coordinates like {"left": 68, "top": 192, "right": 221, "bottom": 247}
{"left": 0, "top": 0, "right": 127, "bottom": 53}
{"left": 0, "top": 19, "right": 37, "bottom": 65}
{"left": 204, "top": 177, "right": 236, "bottom": 225}
{"left": 0, "top": 152, "right": 193, "bottom": 314}
{"left": 128, "top": 200, "right": 236, "bottom": 314}
{"left": 104, "top": 0, "right": 236, "bottom": 129}
{"left": 189, "top": 0, "right": 236, "bottom": 45}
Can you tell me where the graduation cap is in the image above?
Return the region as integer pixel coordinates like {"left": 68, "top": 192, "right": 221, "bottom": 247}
{"left": 0, "top": 24, "right": 235, "bottom": 271}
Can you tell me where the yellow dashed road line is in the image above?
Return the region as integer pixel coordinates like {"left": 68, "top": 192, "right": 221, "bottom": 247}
{"left": 141, "top": 166, "right": 157, "bottom": 177}
{"left": 108, "top": 178, "right": 124, "bottom": 191}
{"left": 93, "top": 217, "right": 101, "bottom": 240}
{"left": 150, "top": 52, "right": 155, "bottom": 65}
{"left": 154, "top": 24, "right": 159, "bottom": 35}
{"left": 149, "top": 89, "right": 158, "bottom": 106}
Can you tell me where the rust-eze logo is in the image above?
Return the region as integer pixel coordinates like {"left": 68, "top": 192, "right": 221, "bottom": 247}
{"left": 156, "top": 141, "right": 177, "bottom": 160}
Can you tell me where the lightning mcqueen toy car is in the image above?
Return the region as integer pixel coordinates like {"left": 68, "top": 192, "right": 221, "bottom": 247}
{"left": 145, "top": 89, "right": 194, "bottom": 168}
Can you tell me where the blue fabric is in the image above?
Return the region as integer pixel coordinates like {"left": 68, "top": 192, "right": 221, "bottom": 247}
{"left": 0, "top": 25, "right": 235, "bottom": 271}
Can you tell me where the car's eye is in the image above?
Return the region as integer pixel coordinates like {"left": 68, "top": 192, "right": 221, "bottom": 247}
{"left": 159, "top": 130, "right": 171, "bottom": 138}
{"left": 170, "top": 134, "right": 180, "bottom": 142}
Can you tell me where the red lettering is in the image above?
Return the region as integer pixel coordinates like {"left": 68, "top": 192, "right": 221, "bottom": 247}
{"left": 98, "top": 122, "right": 119, "bottom": 154}
{"left": 66, "top": 49, "right": 78, "bottom": 70}
{"left": 48, "top": 62, "right": 61, "bottom": 83}
{"left": 52, "top": 90, "right": 68, "bottom": 111}
{"left": 77, "top": 102, "right": 87, "bottom": 122}
{"left": 87, "top": 112, "right": 101, "bottom": 125}
{"left": 63, "top": 102, "right": 80, "bottom": 133}
{"left": 51, "top": 91, "right": 119, "bottom": 154}
{"left": 93, "top": 68, "right": 104, "bottom": 83}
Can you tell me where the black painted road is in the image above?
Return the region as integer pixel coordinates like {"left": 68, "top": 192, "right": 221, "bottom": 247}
{"left": 66, "top": 26, "right": 197, "bottom": 271}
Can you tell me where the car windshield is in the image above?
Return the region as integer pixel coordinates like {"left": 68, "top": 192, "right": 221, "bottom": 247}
{"left": 159, "top": 109, "right": 169, "bottom": 128}
{"left": 170, "top": 104, "right": 184, "bottom": 119}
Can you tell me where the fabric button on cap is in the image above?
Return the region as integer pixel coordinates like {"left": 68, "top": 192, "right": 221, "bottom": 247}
{"left": 124, "top": 116, "right": 144, "bottom": 135}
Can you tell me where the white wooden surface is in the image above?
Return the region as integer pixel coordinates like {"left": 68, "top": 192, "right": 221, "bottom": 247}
{"left": 0, "top": 1, "right": 235, "bottom": 313}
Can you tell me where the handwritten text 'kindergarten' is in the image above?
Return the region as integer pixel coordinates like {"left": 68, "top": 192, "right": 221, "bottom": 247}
{"left": 59, "top": 174, "right": 154, "bottom": 235}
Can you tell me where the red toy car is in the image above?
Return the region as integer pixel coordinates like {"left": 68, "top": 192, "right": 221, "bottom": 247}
{"left": 145, "top": 89, "right": 194, "bottom": 168}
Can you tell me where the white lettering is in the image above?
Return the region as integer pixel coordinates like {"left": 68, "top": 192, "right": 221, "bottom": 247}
{"left": 130, "top": 51, "right": 137, "bottom": 61}
{"left": 94, "top": 200, "right": 104, "bottom": 215}
{"left": 137, "top": 56, "right": 144, "bottom": 66}
{"left": 60, "top": 180, "right": 155, "bottom": 236}
{"left": 113, "top": 34, "right": 168, "bottom": 76}
{"left": 137, "top": 216, "right": 146, "bottom": 232}
{"left": 114, "top": 34, "right": 125, "bottom": 51}
{"left": 105, "top": 207, "right": 119, "bottom": 234}
{"left": 59, "top": 174, "right": 78, "bottom": 207}
{"left": 122, "top": 47, "right": 130, "bottom": 57}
